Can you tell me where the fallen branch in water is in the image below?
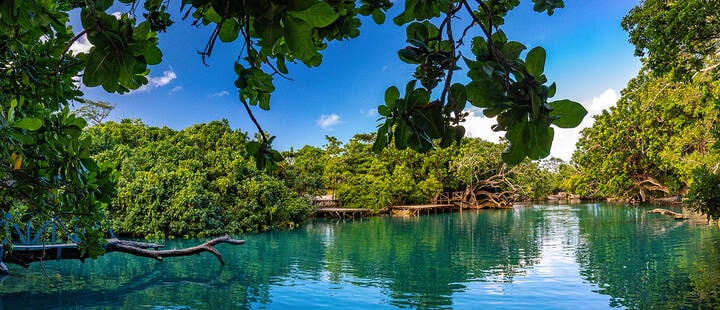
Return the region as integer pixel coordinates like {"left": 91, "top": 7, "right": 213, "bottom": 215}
{"left": 2, "top": 235, "right": 245, "bottom": 271}
{"left": 648, "top": 208, "right": 687, "bottom": 220}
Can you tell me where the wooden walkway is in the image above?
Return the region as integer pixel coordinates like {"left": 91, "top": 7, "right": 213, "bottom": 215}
{"left": 315, "top": 208, "right": 373, "bottom": 219}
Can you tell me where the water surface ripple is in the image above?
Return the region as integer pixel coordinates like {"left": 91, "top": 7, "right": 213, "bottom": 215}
{"left": 1, "top": 203, "right": 718, "bottom": 309}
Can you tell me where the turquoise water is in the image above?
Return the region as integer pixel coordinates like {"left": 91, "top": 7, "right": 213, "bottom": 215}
{"left": 1, "top": 203, "right": 719, "bottom": 309}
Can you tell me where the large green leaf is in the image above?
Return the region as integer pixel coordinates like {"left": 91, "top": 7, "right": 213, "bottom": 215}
{"left": 526, "top": 123, "right": 553, "bottom": 160}
{"left": 385, "top": 86, "right": 400, "bottom": 107}
{"left": 219, "top": 18, "right": 240, "bottom": 42}
{"left": 284, "top": 17, "right": 316, "bottom": 62}
{"left": 525, "top": 46, "right": 546, "bottom": 78}
{"left": 466, "top": 80, "right": 504, "bottom": 108}
{"left": 502, "top": 41, "right": 526, "bottom": 60}
{"left": 287, "top": 2, "right": 339, "bottom": 28}
{"left": 13, "top": 118, "right": 43, "bottom": 130}
{"left": 549, "top": 99, "right": 587, "bottom": 128}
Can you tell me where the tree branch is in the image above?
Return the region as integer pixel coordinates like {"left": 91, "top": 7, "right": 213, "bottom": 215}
{"left": 2, "top": 235, "right": 245, "bottom": 270}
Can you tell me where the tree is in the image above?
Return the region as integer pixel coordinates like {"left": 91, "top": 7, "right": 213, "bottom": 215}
{"left": 74, "top": 99, "right": 115, "bottom": 126}
{"left": 572, "top": 70, "right": 719, "bottom": 202}
{"left": 622, "top": 0, "right": 720, "bottom": 218}
{"left": 87, "top": 119, "right": 313, "bottom": 238}
{"left": 279, "top": 145, "right": 326, "bottom": 196}
{"left": 622, "top": 0, "right": 720, "bottom": 80}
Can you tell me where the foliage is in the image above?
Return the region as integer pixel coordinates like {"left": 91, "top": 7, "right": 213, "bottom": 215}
{"left": 326, "top": 134, "right": 558, "bottom": 210}
{"left": 374, "top": 1, "right": 587, "bottom": 163}
{"left": 87, "top": 119, "right": 313, "bottom": 239}
{"left": 687, "top": 166, "right": 720, "bottom": 221}
{"left": 622, "top": 0, "right": 720, "bottom": 80}
{"left": 1, "top": 0, "right": 115, "bottom": 256}
{"left": 278, "top": 145, "right": 326, "bottom": 196}
{"left": 571, "top": 70, "right": 719, "bottom": 201}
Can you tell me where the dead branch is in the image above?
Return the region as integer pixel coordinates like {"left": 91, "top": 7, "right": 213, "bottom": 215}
{"left": 648, "top": 208, "right": 687, "bottom": 220}
{"left": 2, "top": 235, "right": 245, "bottom": 270}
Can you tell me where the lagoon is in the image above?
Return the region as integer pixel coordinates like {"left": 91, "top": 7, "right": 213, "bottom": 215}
{"left": 1, "top": 203, "right": 719, "bottom": 309}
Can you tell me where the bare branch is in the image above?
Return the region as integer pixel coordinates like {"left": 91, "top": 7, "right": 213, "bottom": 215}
{"left": 2, "top": 235, "right": 245, "bottom": 270}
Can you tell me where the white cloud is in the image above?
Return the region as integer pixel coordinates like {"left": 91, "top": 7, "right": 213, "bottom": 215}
{"left": 170, "top": 86, "right": 183, "bottom": 93}
{"left": 150, "top": 70, "right": 177, "bottom": 87}
{"left": 463, "top": 108, "right": 504, "bottom": 143}
{"left": 364, "top": 107, "right": 378, "bottom": 118}
{"left": 69, "top": 34, "right": 93, "bottom": 55}
{"left": 550, "top": 88, "right": 619, "bottom": 161}
{"left": 317, "top": 114, "right": 341, "bottom": 130}
{"left": 212, "top": 90, "right": 230, "bottom": 97}
{"left": 131, "top": 70, "right": 177, "bottom": 93}
{"left": 462, "top": 88, "right": 620, "bottom": 162}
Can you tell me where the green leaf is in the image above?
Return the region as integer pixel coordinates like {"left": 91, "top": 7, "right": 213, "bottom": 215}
{"left": 526, "top": 123, "right": 553, "bottom": 160}
{"left": 373, "top": 122, "right": 390, "bottom": 153}
{"left": 394, "top": 123, "right": 410, "bottom": 149}
{"left": 284, "top": 17, "right": 316, "bottom": 63}
{"left": 502, "top": 122, "right": 528, "bottom": 164}
{"left": 466, "top": 80, "right": 504, "bottom": 108}
{"left": 549, "top": 99, "right": 588, "bottom": 128}
{"left": 287, "top": 2, "right": 339, "bottom": 28}
{"left": 547, "top": 82, "right": 557, "bottom": 98}
{"left": 525, "top": 46, "right": 546, "bottom": 78}
{"left": 502, "top": 142, "right": 526, "bottom": 165}
{"left": 372, "top": 9, "right": 385, "bottom": 24}
{"left": 398, "top": 48, "right": 421, "bottom": 64}
{"left": 407, "top": 88, "right": 429, "bottom": 108}
{"left": 246, "top": 141, "right": 262, "bottom": 155}
{"left": 406, "top": 22, "right": 429, "bottom": 42}
{"left": 385, "top": 86, "right": 400, "bottom": 107}
{"left": 9, "top": 131, "right": 35, "bottom": 145}
{"left": 502, "top": 41, "right": 526, "bottom": 60}
{"left": 218, "top": 18, "right": 240, "bottom": 42}
{"left": 449, "top": 83, "right": 467, "bottom": 109}
{"left": 144, "top": 45, "right": 162, "bottom": 65}
{"left": 276, "top": 58, "right": 288, "bottom": 74}
{"left": 378, "top": 105, "right": 390, "bottom": 117}
{"left": 13, "top": 118, "right": 42, "bottom": 130}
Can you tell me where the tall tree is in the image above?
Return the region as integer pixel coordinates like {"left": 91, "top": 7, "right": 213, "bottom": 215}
{"left": 572, "top": 70, "right": 719, "bottom": 201}
{"left": 74, "top": 99, "right": 115, "bottom": 126}
{"left": 622, "top": 0, "right": 720, "bottom": 80}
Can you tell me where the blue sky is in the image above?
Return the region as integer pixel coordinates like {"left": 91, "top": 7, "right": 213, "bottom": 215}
{"left": 75, "top": 1, "right": 642, "bottom": 160}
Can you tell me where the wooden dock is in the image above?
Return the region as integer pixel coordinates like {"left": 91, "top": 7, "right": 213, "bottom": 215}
{"left": 390, "top": 204, "right": 457, "bottom": 216}
{"left": 315, "top": 208, "right": 373, "bottom": 218}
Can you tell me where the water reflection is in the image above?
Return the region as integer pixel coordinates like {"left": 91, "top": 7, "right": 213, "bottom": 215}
{"left": 574, "top": 203, "right": 720, "bottom": 308}
{"left": 0, "top": 203, "right": 718, "bottom": 309}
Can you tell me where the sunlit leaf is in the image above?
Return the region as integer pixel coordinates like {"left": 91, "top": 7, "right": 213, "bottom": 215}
{"left": 549, "top": 99, "right": 587, "bottom": 128}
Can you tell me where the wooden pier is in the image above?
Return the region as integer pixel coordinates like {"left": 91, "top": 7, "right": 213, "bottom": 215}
{"left": 315, "top": 208, "right": 373, "bottom": 218}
